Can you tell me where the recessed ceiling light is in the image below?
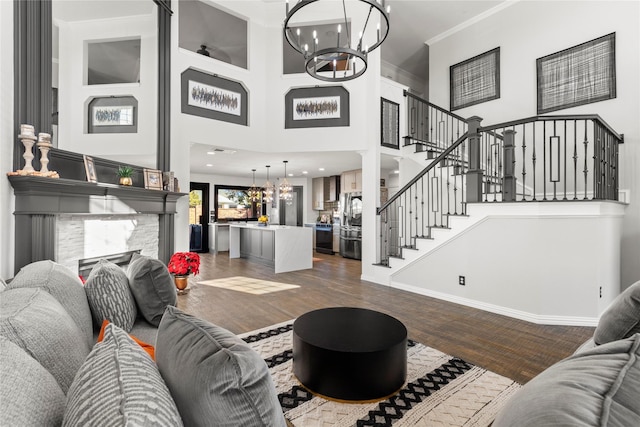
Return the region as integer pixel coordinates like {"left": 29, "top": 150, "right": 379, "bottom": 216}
{"left": 288, "top": 173, "right": 293, "bottom": 177}
{"left": 206, "top": 164, "right": 213, "bottom": 167}
{"left": 206, "top": 151, "right": 216, "bottom": 155}
{"left": 302, "top": 171, "right": 308, "bottom": 174}
{"left": 393, "top": 170, "right": 399, "bottom": 174}
{"left": 319, "top": 167, "right": 325, "bottom": 171}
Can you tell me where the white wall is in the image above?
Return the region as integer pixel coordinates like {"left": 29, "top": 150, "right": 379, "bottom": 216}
{"left": 391, "top": 202, "right": 626, "bottom": 325}
{"left": 56, "top": 12, "right": 157, "bottom": 166}
{"left": 0, "top": 0, "right": 15, "bottom": 279}
{"left": 172, "top": 1, "right": 384, "bottom": 261}
{"left": 429, "top": 0, "right": 640, "bottom": 288}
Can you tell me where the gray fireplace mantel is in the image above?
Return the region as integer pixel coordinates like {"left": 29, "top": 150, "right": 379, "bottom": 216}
{"left": 9, "top": 176, "right": 186, "bottom": 215}
{"left": 8, "top": 176, "right": 186, "bottom": 274}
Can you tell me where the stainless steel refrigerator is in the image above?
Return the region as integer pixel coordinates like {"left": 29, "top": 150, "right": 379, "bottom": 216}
{"left": 340, "top": 192, "right": 362, "bottom": 260}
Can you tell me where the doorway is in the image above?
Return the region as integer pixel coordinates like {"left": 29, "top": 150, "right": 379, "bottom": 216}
{"left": 189, "top": 182, "right": 210, "bottom": 253}
{"left": 279, "top": 186, "right": 303, "bottom": 227}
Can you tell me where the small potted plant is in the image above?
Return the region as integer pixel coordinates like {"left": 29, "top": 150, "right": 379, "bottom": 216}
{"left": 258, "top": 215, "right": 269, "bottom": 226}
{"left": 117, "top": 165, "right": 134, "bottom": 186}
{"left": 167, "top": 252, "right": 201, "bottom": 292}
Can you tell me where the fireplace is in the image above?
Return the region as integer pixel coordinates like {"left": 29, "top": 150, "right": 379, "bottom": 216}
{"left": 8, "top": 175, "right": 184, "bottom": 275}
{"left": 56, "top": 214, "right": 159, "bottom": 275}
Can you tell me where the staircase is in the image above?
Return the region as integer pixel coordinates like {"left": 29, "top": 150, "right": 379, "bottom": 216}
{"left": 374, "top": 93, "right": 624, "bottom": 281}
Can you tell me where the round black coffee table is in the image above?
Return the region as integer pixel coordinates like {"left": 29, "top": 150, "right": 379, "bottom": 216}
{"left": 292, "top": 307, "right": 407, "bottom": 401}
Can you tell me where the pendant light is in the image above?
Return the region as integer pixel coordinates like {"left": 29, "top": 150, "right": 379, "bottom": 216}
{"left": 248, "top": 169, "right": 260, "bottom": 203}
{"left": 279, "top": 160, "right": 293, "bottom": 204}
{"left": 263, "top": 165, "right": 274, "bottom": 203}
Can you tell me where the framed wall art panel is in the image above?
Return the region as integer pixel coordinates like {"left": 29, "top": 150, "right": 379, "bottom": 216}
{"left": 450, "top": 47, "right": 500, "bottom": 111}
{"left": 381, "top": 98, "right": 399, "bottom": 149}
{"left": 181, "top": 68, "right": 248, "bottom": 126}
{"left": 285, "top": 86, "right": 349, "bottom": 129}
{"left": 537, "top": 33, "right": 616, "bottom": 114}
{"left": 87, "top": 96, "right": 138, "bottom": 134}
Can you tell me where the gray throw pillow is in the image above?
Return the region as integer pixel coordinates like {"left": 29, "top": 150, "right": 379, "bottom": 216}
{"left": 7, "top": 260, "right": 93, "bottom": 346}
{"left": 493, "top": 334, "right": 640, "bottom": 427}
{"left": 63, "top": 323, "right": 182, "bottom": 426}
{"left": 0, "top": 288, "right": 90, "bottom": 393}
{"left": 127, "top": 253, "right": 176, "bottom": 327}
{"left": 0, "top": 336, "right": 66, "bottom": 426}
{"left": 84, "top": 259, "right": 137, "bottom": 332}
{"left": 594, "top": 280, "right": 640, "bottom": 345}
{"left": 156, "top": 306, "right": 286, "bottom": 427}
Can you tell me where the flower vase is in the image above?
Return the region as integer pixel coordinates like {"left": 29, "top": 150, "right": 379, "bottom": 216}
{"left": 174, "top": 275, "right": 189, "bottom": 293}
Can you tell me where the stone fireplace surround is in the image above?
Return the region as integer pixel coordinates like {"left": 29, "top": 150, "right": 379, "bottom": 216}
{"left": 8, "top": 175, "right": 184, "bottom": 275}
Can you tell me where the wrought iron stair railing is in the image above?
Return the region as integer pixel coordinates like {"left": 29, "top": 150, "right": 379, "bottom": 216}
{"left": 376, "top": 92, "right": 623, "bottom": 267}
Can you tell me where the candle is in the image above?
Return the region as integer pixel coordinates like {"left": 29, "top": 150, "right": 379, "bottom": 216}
{"left": 377, "top": 22, "right": 380, "bottom": 43}
{"left": 333, "top": 59, "right": 336, "bottom": 79}
{"left": 296, "top": 28, "right": 300, "bottom": 45}
{"left": 337, "top": 24, "right": 341, "bottom": 47}
{"left": 285, "top": 0, "right": 289, "bottom": 14}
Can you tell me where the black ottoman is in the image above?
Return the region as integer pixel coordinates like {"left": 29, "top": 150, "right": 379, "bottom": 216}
{"left": 292, "top": 307, "right": 407, "bottom": 401}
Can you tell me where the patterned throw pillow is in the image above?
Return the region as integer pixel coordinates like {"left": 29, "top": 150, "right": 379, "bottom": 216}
{"left": 127, "top": 253, "right": 176, "bottom": 327}
{"left": 63, "top": 323, "right": 183, "bottom": 426}
{"left": 84, "top": 259, "right": 137, "bottom": 332}
{"left": 156, "top": 306, "right": 286, "bottom": 427}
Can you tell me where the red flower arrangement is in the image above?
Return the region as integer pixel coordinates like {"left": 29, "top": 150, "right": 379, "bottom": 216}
{"left": 167, "top": 252, "right": 200, "bottom": 276}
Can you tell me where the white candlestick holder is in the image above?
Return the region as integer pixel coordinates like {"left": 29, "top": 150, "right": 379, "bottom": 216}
{"left": 19, "top": 133, "right": 37, "bottom": 172}
{"left": 37, "top": 141, "right": 53, "bottom": 173}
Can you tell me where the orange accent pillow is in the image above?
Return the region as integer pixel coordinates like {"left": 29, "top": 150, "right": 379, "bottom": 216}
{"left": 97, "top": 319, "right": 155, "bottom": 360}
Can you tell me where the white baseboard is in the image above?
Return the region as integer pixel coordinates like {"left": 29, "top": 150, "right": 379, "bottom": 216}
{"left": 380, "top": 280, "right": 599, "bottom": 327}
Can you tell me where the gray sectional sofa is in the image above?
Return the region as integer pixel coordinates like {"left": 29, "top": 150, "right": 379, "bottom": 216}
{"left": 493, "top": 280, "right": 640, "bottom": 426}
{"left": 1, "top": 258, "right": 638, "bottom": 426}
{"left": 0, "top": 259, "right": 287, "bottom": 426}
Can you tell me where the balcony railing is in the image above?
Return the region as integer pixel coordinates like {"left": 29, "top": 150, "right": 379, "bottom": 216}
{"left": 377, "top": 92, "right": 623, "bottom": 267}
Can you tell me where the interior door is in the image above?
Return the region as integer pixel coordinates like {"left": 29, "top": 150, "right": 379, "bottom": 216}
{"left": 189, "top": 182, "right": 210, "bottom": 253}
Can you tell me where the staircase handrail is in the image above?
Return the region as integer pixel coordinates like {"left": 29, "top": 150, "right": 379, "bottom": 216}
{"left": 377, "top": 131, "right": 470, "bottom": 214}
{"left": 479, "top": 114, "right": 624, "bottom": 142}
{"left": 403, "top": 90, "right": 468, "bottom": 123}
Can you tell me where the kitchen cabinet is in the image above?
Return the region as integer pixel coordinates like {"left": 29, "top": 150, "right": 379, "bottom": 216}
{"left": 230, "top": 224, "right": 312, "bottom": 273}
{"left": 313, "top": 176, "right": 340, "bottom": 210}
{"left": 341, "top": 169, "right": 362, "bottom": 193}
{"left": 312, "top": 177, "right": 327, "bottom": 210}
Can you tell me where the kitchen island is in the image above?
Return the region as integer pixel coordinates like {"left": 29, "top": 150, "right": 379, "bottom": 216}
{"left": 229, "top": 223, "right": 313, "bottom": 273}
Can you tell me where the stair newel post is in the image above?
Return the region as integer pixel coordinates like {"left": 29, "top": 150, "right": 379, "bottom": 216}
{"left": 502, "top": 129, "right": 517, "bottom": 202}
{"left": 465, "top": 116, "right": 483, "bottom": 203}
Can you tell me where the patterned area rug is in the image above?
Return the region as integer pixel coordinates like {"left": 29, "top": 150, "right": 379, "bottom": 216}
{"left": 197, "top": 276, "right": 300, "bottom": 294}
{"left": 239, "top": 321, "right": 521, "bottom": 427}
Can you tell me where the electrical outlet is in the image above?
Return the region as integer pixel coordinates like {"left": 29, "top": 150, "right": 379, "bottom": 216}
{"left": 459, "top": 276, "right": 465, "bottom": 286}
{"left": 599, "top": 286, "right": 602, "bottom": 298}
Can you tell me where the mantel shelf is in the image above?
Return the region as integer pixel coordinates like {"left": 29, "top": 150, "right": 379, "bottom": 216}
{"left": 8, "top": 175, "right": 187, "bottom": 215}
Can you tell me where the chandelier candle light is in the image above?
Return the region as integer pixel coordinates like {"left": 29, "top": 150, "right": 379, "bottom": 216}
{"left": 284, "top": 0, "right": 390, "bottom": 82}
{"left": 263, "top": 165, "right": 275, "bottom": 203}
{"left": 279, "top": 160, "right": 293, "bottom": 204}
{"left": 248, "top": 169, "right": 261, "bottom": 203}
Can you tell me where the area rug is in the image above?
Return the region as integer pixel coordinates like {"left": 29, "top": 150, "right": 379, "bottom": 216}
{"left": 239, "top": 320, "right": 522, "bottom": 427}
{"left": 197, "top": 276, "right": 300, "bottom": 294}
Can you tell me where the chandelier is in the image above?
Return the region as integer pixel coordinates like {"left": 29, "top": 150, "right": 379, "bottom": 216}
{"left": 248, "top": 169, "right": 261, "bottom": 203}
{"left": 284, "top": 0, "right": 390, "bottom": 82}
{"left": 279, "top": 160, "right": 293, "bottom": 204}
{"left": 263, "top": 165, "right": 275, "bottom": 203}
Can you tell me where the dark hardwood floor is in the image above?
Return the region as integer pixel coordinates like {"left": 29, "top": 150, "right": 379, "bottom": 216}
{"left": 178, "top": 251, "right": 594, "bottom": 385}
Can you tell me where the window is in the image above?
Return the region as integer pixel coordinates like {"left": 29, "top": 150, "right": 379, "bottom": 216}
{"left": 179, "top": 1, "right": 248, "bottom": 69}
{"left": 86, "top": 38, "right": 141, "bottom": 85}
{"left": 214, "top": 185, "right": 263, "bottom": 222}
